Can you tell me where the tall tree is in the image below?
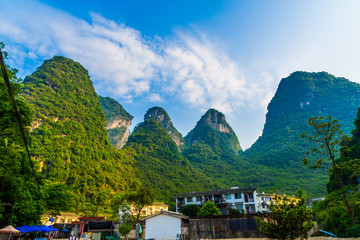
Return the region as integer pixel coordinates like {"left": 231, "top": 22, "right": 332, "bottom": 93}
{"left": 301, "top": 116, "right": 356, "bottom": 224}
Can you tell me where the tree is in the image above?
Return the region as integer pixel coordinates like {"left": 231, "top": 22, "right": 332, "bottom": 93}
{"left": 124, "top": 185, "right": 156, "bottom": 221}
{"left": 180, "top": 204, "right": 199, "bottom": 217}
{"left": 198, "top": 201, "right": 222, "bottom": 216}
{"left": 301, "top": 116, "right": 356, "bottom": 224}
{"left": 118, "top": 202, "right": 133, "bottom": 239}
{"left": 255, "top": 195, "right": 314, "bottom": 240}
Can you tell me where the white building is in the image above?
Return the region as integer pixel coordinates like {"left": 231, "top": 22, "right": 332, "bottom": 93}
{"left": 175, "top": 187, "right": 260, "bottom": 214}
{"left": 141, "top": 210, "right": 188, "bottom": 240}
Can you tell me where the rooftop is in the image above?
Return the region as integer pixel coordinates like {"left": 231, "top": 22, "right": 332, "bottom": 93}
{"left": 175, "top": 187, "right": 257, "bottom": 198}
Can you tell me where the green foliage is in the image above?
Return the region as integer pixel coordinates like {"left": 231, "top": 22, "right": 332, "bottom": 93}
{"left": 179, "top": 204, "right": 199, "bottom": 217}
{"left": 0, "top": 43, "right": 44, "bottom": 226}
{"left": 19, "top": 56, "right": 135, "bottom": 214}
{"left": 99, "top": 96, "right": 133, "bottom": 122}
{"left": 312, "top": 188, "right": 360, "bottom": 237}
{"left": 255, "top": 195, "right": 314, "bottom": 240}
{"left": 198, "top": 201, "right": 222, "bottom": 216}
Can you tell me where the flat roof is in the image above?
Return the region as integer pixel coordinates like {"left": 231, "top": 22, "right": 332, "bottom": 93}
{"left": 175, "top": 187, "right": 257, "bottom": 198}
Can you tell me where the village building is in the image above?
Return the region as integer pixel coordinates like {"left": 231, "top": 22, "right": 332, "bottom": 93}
{"left": 175, "top": 187, "right": 259, "bottom": 214}
{"left": 128, "top": 202, "right": 169, "bottom": 218}
{"left": 141, "top": 210, "right": 188, "bottom": 240}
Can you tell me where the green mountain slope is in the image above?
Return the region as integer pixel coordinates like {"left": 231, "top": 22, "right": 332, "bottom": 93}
{"left": 20, "top": 56, "right": 134, "bottom": 214}
{"left": 243, "top": 71, "right": 360, "bottom": 196}
{"left": 183, "top": 109, "right": 247, "bottom": 188}
{"left": 123, "top": 117, "right": 212, "bottom": 207}
{"left": 99, "top": 96, "right": 133, "bottom": 149}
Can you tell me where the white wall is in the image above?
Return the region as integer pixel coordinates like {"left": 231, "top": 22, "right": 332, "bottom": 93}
{"left": 145, "top": 215, "right": 182, "bottom": 240}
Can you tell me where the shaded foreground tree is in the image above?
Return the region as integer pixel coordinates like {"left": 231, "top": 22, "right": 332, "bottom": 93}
{"left": 301, "top": 116, "right": 356, "bottom": 224}
{"left": 198, "top": 201, "right": 222, "bottom": 216}
{"left": 255, "top": 195, "right": 313, "bottom": 240}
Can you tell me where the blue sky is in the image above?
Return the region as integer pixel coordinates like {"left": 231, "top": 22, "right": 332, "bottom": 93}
{"left": 1, "top": 0, "right": 360, "bottom": 149}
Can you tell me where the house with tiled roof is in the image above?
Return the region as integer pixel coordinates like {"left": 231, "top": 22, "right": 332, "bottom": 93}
{"left": 175, "top": 187, "right": 259, "bottom": 214}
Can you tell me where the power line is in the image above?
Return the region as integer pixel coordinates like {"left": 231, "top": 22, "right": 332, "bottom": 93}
{"left": 0, "top": 48, "right": 47, "bottom": 209}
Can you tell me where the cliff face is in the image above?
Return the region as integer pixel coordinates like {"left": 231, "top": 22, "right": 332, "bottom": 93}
{"left": 99, "top": 96, "right": 133, "bottom": 149}
{"left": 144, "top": 106, "right": 184, "bottom": 146}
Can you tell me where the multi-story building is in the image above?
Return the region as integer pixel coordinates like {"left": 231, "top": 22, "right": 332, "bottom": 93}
{"left": 129, "top": 202, "right": 169, "bottom": 218}
{"left": 175, "top": 187, "right": 259, "bottom": 214}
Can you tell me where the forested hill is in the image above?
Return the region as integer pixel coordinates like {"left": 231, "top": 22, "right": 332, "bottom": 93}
{"left": 99, "top": 96, "right": 133, "bottom": 149}
{"left": 242, "top": 71, "right": 360, "bottom": 195}
{"left": 144, "top": 106, "right": 184, "bottom": 147}
{"left": 19, "top": 56, "right": 135, "bottom": 214}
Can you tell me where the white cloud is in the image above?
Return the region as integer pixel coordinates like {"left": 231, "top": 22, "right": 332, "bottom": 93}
{"left": 0, "top": 0, "right": 275, "bottom": 114}
{"left": 148, "top": 93, "right": 163, "bottom": 103}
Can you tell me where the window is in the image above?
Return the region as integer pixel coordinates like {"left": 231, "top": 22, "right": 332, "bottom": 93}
{"left": 226, "top": 194, "right": 232, "bottom": 200}
{"left": 187, "top": 197, "right": 193, "bottom": 202}
{"left": 235, "top": 203, "right": 243, "bottom": 210}
{"left": 196, "top": 196, "right": 202, "bottom": 202}
{"left": 248, "top": 193, "right": 253, "bottom": 199}
{"left": 235, "top": 193, "right": 242, "bottom": 199}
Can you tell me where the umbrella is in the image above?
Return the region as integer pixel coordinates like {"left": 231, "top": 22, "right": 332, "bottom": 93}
{"left": 0, "top": 225, "right": 20, "bottom": 240}
{"left": 0, "top": 226, "right": 20, "bottom": 234}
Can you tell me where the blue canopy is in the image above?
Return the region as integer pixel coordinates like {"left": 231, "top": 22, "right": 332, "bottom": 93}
{"left": 15, "top": 225, "right": 58, "bottom": 233}
{"left": 47, "top": 226, "right": 58, "bottom": 232}
{"left": 60, "top": 229, "right": 70, "bottom": 232}
{"left": 15, "top": 226, "right": 30, "bottom": 233}
{"left": 30, "top": 226, "right": 42, "bottom": 232}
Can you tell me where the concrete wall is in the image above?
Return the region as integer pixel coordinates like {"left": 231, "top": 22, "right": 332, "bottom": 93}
{"left": 145, "top": 215, "right": 182, "bottom": 240}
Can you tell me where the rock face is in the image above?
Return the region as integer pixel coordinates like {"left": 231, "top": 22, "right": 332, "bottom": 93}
{"left": 144, "top": 106, "right": 184, "bottom": 146}
{"left": 185, "top": 109, "right": 241, "bottom": 154}
{"left": 99, "top": 96, "right": 133, "bottom": 149}
{"left": 199, "top": 108, "right": 233, "bottom": 133}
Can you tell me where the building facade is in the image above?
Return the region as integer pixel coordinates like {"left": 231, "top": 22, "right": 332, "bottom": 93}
{"left": 129, "top": 202, "right": 169, "bottom": 218}
{"left": 175, "top": 187, "right": 260, "bottom": 214}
